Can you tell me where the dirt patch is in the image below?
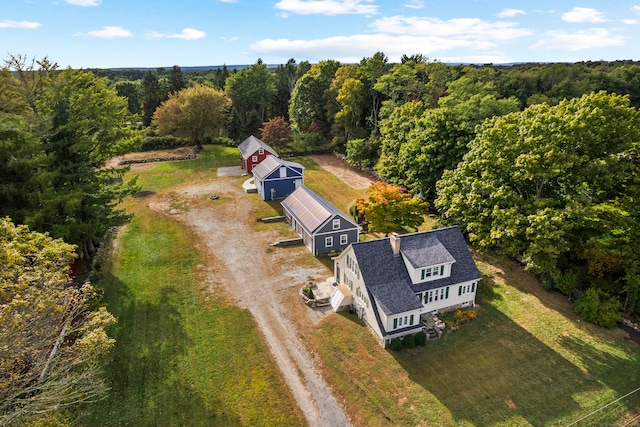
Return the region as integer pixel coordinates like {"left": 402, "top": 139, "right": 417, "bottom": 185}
{"left": 133, "top": 190, "right": 156, "bottom": 198}
{"left": 148, "top": 178, "right": 351, "bottom": 427}
{"left": 105, "top": 147, "right": 195, "bottom": 169}
{"left": 307, "top": 154, "right": 376, "bottom": 190}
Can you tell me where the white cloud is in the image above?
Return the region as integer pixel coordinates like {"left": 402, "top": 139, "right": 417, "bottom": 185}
{"left": 404, "top": 0, "right": 424, "bottom": 9}
{"left": 0, "top": 20, "right": 41, "bottom": 29}
{"left": 76, "top": 26, "right": 133, "bottom": 38}
{"left": 498, "top": 8, "right": 525, "bottom": 18}
{"left": 274, "top": 0, "right": 378, "bottom": 16}
{"left": 251, "top": 33, "right": 502, "bottom": 63}
{"left": 562, "top": 7, "right": 606, "bottom": 23}
{"left": 145, "top": 28, "right": 206, "bottom": 40}
{"left": 632, "top": 5, "right": 640, "bottom": 13}
{"left": 530, "top": 28, "right": 627, "bottom": 51}
{"left": 65, "top": 0, "right": 101, "bottom": 6}
{"left": 169, "top": 28, "right": 206, "bottom": 40}
{"left": 623, "top": 19, "right": 638, "bottom": 25}
{"left": 370, "top": 15, "right": 532, "bottom": 40}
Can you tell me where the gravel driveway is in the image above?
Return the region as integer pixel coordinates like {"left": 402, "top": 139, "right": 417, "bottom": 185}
{"left": 149, "top": 178, "right": 352, "bottom": 427}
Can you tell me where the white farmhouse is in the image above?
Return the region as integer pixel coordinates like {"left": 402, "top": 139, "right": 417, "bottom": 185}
{"left": 331, "top": 226, "right": 481, "bottom": 347}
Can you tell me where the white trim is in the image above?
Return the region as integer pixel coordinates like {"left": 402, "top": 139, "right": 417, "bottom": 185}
{"left": 314, "top": 227, "right": 359, "bottom": 237}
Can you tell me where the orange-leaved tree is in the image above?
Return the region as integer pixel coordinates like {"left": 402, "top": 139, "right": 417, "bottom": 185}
{"left": 355, "top": 182, "right": 428, "bottom": 235}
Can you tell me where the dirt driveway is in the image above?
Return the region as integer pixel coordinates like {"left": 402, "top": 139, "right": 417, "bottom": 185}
{"left": 149, "top": 176, "right": 352, "bottom": 427}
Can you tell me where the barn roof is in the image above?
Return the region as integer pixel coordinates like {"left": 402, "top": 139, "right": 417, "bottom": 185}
{"left": 281, "top": 186, "right": 357, "bottom": 234}
{"left": 238, "top": 135, "right": 277, "bottom": 158}
{"left": 252, "top": 155, "right": 303, "bottom": 180}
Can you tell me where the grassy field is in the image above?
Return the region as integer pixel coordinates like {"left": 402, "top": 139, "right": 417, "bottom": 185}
{"left": 80, "top": 146, "right": 306, "bottom": 426}
{"left": 129, "top": 144, "right": 240, "bottom": 191}
{"left": 307, "top": 253, "right": 640, "bottom": 426}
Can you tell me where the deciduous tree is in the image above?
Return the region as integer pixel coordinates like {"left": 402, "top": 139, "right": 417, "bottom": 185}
{"left": 355, "top": 182, "right": 427, "bottom": 235}
{"left": 435, "top": 92, "right": 640, "bottom": 310}
{"left": 260, "top": 116, "right": 292, "bottom": 151}
{"left": 152, "top": 85, "right": 231, "bottom": 150}
{"left": 0, "top": 218, "right": 115, "bottom": 426}
{"left": 225, "top": 60, "right": 276, "bottom": 138}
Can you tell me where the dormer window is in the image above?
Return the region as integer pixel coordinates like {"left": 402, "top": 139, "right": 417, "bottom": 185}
{"left": 421, "top": 268, "right": 432, "bottom": 280}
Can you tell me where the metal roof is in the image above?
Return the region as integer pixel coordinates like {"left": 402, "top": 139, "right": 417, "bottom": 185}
{"left": 238, "top": 135, "right": 277, "bottom": 158}
{"left": 281, "top": 186, "right": 357, "bottom": 234}
{"left": 252, "top": 155, "right": 303, "bottom": 180}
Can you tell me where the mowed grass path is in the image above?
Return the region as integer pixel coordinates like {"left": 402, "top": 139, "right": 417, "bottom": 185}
{"left": 81, "top": 146, "right": 306, "bottom": 426}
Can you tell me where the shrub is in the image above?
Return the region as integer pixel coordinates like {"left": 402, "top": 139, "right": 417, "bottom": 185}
{"left": 574, "top": 288, "right": 622, "bottom": 328}
{"left": 389, "top": 338, "right": 403, "bottom": 351}
{"left": 210, "top": 136, "right": 236, "bottom": 146}
{"left": 302, "top": 287, "right": 314, "bottom": 299}
{"left": 414, "top": 332, "right": 427, "bottom": 346}
{"left": 554, "top": 270, "right": 577, "bottom": 296}
{"left": 140, "top": 135, "right": 187, "bottom": 151}
{"left": 402, "top": 334, "right": 416, "bottom": 349}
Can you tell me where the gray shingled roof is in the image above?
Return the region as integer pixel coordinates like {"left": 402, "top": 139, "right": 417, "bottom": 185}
{"left": 401, "top": 235, "right": 456, "bottom": 268}
{"left": 281, "top": 186, "right": 357, "bottom": 234}
{"left": 352, "top": 226, "right": 481, "bottom": 316}
{"left": 252, "top": 155, "right": 303, "bottom": 181}
{"left": 238, "top": 135, "right": 277, "bottom": 158}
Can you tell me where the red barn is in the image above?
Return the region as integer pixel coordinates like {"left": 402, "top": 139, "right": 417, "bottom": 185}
{"left": 238, "top": 135, "right": 278, "bottom": 174}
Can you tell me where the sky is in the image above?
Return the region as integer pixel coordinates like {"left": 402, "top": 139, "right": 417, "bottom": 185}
{"left": 3, "top": 0, "right": 640, "bottom": 69}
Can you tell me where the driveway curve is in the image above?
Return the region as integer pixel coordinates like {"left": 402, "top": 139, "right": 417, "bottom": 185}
{"left": 150, "top": 178, "right": 352, "bottom": 427}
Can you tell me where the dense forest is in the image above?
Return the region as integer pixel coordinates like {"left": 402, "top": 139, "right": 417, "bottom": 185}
{"left": 89, "top": 54, "right": 640, "bottom": 326}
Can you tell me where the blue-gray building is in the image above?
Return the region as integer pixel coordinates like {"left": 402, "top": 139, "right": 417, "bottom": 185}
{"left": 281, "top": 186, "right": 359, "bottom": 255}
{"left": 252, "top": 155, "right": 304, "bottom": 201}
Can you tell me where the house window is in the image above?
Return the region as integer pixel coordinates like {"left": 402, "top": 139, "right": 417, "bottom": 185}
{"left": 332, "top": 219, "right": 340, "bottom": 230}
{"left": 325, "top": 236, "right": 333, "bottom": 247}
{"left": 340, "top": 234, "right": 348, "bottom": 245}
{"left": 251, "top": 155, "right": 258, "bottom": 162}
{"left": 416, "top": 292, "right": 422, "bottom": 302}
{"left": 259, "top": 148, "right": 264, "bottom": 155}
{"left": 432, "top": 265, "right": 440, "bottom": 277}
{"left": 458, "top": 282, "right": 476, "bottom": 296}
{"left": 425, "top": 287, "right": 449, "bottom": 304}
{"left": 421, "top": 267, "right": 432, "bottom": 280}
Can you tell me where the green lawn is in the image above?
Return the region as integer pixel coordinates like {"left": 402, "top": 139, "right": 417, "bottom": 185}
{"left": 79, "top": 148, "right": 306, "bottom": 426}
{"left": 312, "top": 254, "right": 640, "bottom": 426}
{"left": 131, "top": 144, "right": 240, "bottom": 191}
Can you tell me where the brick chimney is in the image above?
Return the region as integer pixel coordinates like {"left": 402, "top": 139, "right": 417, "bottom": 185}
{"left": 390, "top": 232, "right": 401, "bottom": 256}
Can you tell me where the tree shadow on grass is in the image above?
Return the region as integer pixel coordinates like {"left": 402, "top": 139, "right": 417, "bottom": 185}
{"left": 394, "top": 303, "right": 611, "bottom": 426}
{"left": 79, "top": 274, "right": 242, "bottom": 427}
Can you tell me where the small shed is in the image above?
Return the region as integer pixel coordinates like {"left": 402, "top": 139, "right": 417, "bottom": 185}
{"left": 252, "top": 155, "right": 304, "bottom": 201}
{"left": 281, "top": 186, "right": 359, "bottom": 255}
{"left": 238, "top": 135, "right": 277, "bottom": 174}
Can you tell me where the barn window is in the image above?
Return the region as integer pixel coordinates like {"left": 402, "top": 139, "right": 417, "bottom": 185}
{"left": 259, "top": 148, "right": 264, "bottom": 155}
{"left": 332, "top": 219, "right": 340, "bottom": 230}
{"left": 251, "top": 155, "right": 258, "bottom": 162}
{"left": 340, "top": 234, "right": 348, "bottom": 245}
{"left": 325, "top": 236, "right": 333, "bottom": 247}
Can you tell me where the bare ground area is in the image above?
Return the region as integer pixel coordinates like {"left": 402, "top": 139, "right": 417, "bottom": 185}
{"left": 148, "top": 177, "right": 352, "bottom": 427}
{"left": 307, "top": 154, "right": 376, "bottom": 189}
